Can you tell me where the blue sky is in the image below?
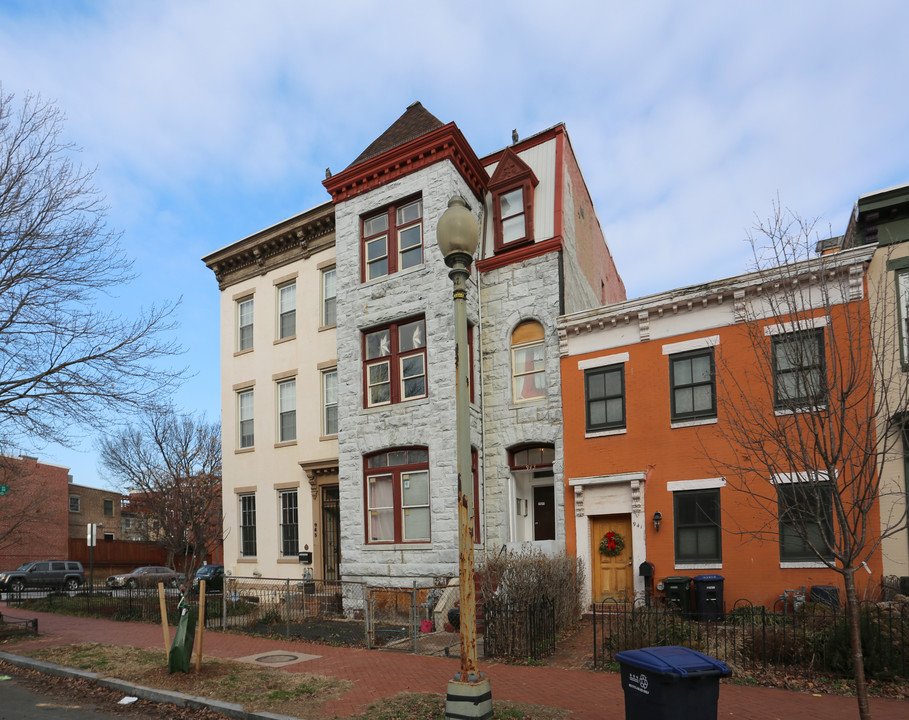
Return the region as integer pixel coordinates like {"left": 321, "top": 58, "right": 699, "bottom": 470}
{"left": 1, "top": 1, "right": 907, "bottom": 487}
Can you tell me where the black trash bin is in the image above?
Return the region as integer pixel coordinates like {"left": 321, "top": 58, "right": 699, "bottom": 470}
{"left": 810, "top": 585, "right": 839, "bottom": 608}
{"left": 615, "top": 645, "right": 730, "bottom": 720}
{"left": 660, "top": 576, "right": 692, "bottom": 616}
{"left": 693, "top": 574, "right": 724, "bottom": 621}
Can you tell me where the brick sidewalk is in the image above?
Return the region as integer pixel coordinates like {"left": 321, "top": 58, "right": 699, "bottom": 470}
{"left": 5, "top": 609, "right": 906, "bottom": 719}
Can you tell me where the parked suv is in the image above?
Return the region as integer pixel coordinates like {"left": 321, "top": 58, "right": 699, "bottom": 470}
{"left": 0, "top": 561, "right": 85, "bottom": 592}
{"left": 192, "top": 564, "right": 224, "bottom": 593}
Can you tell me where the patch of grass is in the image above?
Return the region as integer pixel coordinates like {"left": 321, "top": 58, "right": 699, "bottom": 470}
{"left": 22, "top": 643, "right": 348, "bottom": 716}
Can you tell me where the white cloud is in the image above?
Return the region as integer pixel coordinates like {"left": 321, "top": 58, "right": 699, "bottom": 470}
{"left": 2, "top": 0, "right": 909, "bottom": 482}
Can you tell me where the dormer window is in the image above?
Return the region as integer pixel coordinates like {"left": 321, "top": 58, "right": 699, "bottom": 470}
{"left": 499, "top": 188, "right": 526, "bottom": 243}
{"left": 489, "top": 148, "right": 538, "bottom": 253}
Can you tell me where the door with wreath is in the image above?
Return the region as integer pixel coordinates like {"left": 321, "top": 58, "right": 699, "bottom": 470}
{"left": 590, "top": 514, "right": 633, "bottom": 602}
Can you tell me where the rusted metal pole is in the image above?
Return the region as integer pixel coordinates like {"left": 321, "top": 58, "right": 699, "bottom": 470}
{"left": 439, "top": 196, "right": 491, "bottom": 719}
{"left": 451, "top": 251, "right": 478, "bottom": 681}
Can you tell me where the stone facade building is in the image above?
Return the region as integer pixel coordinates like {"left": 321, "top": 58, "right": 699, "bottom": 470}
{"left": 206, "top": 104, "right": 624, "bottom": 586}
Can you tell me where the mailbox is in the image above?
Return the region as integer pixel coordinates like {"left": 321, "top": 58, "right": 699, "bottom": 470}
{"left": 298, "top": 552, "right": 313, "bottom": 564}
{"left": 639, "top": 561, "right": 654, "bottom": 577}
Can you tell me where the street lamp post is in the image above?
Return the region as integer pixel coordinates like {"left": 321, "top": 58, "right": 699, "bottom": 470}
{"left": 437, "top": 196, "right": 492, "bottom": 719}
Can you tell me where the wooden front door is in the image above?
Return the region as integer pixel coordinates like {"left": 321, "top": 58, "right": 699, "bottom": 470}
{"left": 590, "top": 514, "right": 634, "bottom": 602}
{"left": 533, "top": 485, "right": 555, "bottom": 541}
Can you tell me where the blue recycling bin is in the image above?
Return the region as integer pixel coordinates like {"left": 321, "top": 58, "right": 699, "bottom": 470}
{"left": 615, "top": 646, "right": 730, "bottom": 720}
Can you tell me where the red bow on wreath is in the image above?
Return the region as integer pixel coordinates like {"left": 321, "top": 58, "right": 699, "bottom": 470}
{"left": 605, "top": 531, "right": 617, "bottom": 550}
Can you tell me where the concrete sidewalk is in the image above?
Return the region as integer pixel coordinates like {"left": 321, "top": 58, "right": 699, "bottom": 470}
{"left": 4, "top": 609, "right": 906, "bottom": 719}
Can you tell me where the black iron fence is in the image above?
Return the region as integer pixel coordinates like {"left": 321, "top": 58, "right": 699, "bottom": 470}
{"left": 484, "top": 596, "right": 556, "bottom": 661}
{"left": 592, "top": 599, "right": 909, "bottom": 680}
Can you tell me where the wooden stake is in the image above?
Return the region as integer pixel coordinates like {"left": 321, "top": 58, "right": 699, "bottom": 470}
{"left": 195, "top": 580, "right": 207, "bottom": 673}
{"left": 157, "top": 583, "right": 169, "bottom": 653}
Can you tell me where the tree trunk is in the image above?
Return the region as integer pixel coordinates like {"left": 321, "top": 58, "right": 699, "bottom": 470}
{"left": 843, "top": 570, "right": 871, "bottom": 720}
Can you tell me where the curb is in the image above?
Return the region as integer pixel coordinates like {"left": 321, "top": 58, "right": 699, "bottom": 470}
{"left": 0, "top": 651, "right": 305, "bottom": 720}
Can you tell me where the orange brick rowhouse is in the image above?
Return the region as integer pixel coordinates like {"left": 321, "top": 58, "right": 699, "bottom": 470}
{"left": 558, "top": 245, "right": 884, "bottom": 609}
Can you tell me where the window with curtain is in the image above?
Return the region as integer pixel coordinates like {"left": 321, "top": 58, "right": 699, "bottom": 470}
{"left": 364, "top": 447, "right": 430, "bottom": 544}
{"left": 511, "top": 320, "right": 545, "bottom": 402}
{"left": 363, "top": 317, "right": 426, "bottom": 407}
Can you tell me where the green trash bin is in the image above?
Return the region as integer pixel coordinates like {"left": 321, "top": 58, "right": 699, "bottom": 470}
{"left": 616, "top": 646, "right": 730, "bottom": 720}
{"left": 168, "top": 604, "right": 197, "bottom": 673}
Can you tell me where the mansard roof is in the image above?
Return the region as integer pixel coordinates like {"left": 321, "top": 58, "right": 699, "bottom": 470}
{"left": 347, "top": 102, "right": 445, "bottom": 169}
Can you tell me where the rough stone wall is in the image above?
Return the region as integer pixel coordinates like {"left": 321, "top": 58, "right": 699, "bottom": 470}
{"left": 334, "top": 162, "right": 482, "bottom": 587}
{"left": 477, "top": 253, "right": 566, "bottom": 554}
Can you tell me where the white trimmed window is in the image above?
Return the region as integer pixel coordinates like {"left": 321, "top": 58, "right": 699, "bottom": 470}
{"left": 322, "top": 267, "right": 337, "bottom": 327}
{"left": 897, "top": 270, "right": 909, "bottom": 367}
{"left": 280, "top": 489, "right": 299, "bottom": 557}
{"left": 277, "top": 282, "right": 296, "bottom": 339}
{"left": 277, "top": 379, "right": 296, "bottom": 443}
{"left": 237, "top": 297, "right": 254, "bottom": 351}
{"left": 238, "top": 389, "right": 254, "bottom": 449}
{"left": 322, "top": 368, "right": 338, "bottom": 436}
{"left": 239, "top": 494, "right": 257, "bottom": 557}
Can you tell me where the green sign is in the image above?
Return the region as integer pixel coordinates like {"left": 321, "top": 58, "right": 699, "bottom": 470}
{"left": 0, "top": 485, "right": 8, "bottom": 495}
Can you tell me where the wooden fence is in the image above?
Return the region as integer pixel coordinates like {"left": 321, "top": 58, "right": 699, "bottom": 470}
{"left": 67, "top": 538, "right": 218, "bottom": 576}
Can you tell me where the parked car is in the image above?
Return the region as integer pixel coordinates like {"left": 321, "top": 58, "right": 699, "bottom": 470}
{"left": 106, "top": 566, "right": 184, "bottom": 589}
{"left": 192, "top": 564, "right": 224, "bottom": 593}
{"left": 0, "top": 561, "right": 85, "bottom": 592}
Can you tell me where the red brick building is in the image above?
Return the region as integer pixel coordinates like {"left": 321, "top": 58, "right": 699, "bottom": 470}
{"left": 0, "top": 455, "right": 70, "bottom": 569}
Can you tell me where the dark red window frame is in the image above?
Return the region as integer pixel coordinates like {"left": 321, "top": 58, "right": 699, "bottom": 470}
{"left": 362, "top": 316, "right": 427, "bottom": 408}
{"left": 363, "top": 446, "right": 430, "bottom": 545}
{"left": 507, "top": 443, "right": 555, "bottom": 471}
{"left": 361, "top": 195, "right": 423, "bottom": 282}
{"left": 489, "top": 150, "right": 538, "bottom": 254}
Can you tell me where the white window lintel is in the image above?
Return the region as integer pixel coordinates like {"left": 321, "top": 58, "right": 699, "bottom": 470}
{"left": 578, "top": 352, "right": 629, "bottom": 371}
{"left": 763, "top": 316, "right": 828, "bottom": 336}
{"left": 666, "top": 478, "right": 726, "bottom": 492}
{"left": 662, "top": 335, "right": 720, "bottom": 355}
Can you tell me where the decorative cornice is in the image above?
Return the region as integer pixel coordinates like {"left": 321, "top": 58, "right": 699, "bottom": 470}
{"left": 202, "top": 202, "right": 335, "bottom": 290}
{"left": 322, "top": 122, "right": 489, "bottom": 204}
{"left": 298, "top": 458, "right": 339, "bottom": 499}
{"left": 559, "top": 245, "right": 875, "bottom": 353}
{"left": 476, "top": 236, "right": 562, "bottom": 273}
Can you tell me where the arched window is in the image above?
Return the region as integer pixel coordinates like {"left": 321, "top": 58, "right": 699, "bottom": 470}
{"left": 511, "top": 320, "right": 546, "bottom": 402}
{"left": 364, "top": 447, "right": 430, "bottom": 544}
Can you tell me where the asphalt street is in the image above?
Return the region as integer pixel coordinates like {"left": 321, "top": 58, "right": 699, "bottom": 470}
{"left": 1, "top": 672, "right": 135, "bottom": 719}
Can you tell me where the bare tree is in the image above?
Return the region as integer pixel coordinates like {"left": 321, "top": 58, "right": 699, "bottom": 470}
{"left": 710, "top": 204, "right": 909, "bottom": 720}
{"left": 0, "top": 87, "right": 183, "bottom": 448}
{"left": 99, "top": 408, "right": 222, "bottom": 583}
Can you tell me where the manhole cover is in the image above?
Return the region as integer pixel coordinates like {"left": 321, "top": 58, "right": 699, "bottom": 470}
{"left": 255, "top": 653, "right": 301, "bottom": 664}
